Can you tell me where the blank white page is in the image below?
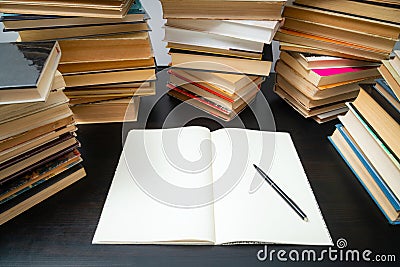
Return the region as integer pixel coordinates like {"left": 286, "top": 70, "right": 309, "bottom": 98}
{"left": 93, "top": 127, "right": 216, "bottom": 244}
{"left": 211, "top": 129, "right": 332, "bottom": 245}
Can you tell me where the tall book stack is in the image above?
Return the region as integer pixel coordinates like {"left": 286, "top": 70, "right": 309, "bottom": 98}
{"left": 159, "top": 0, "right": 285, "bottom": 121}
{"left": 0, "top": 41, "right": 86, "bottom": 225}
{"left": 274, "top": 0, "right": 400, "bottom": 123}
{"left": 0, "top": 0, "right": 156, "bottom": 124}
{"left": 329, "top": 51, "right": 400, "bottom": 224}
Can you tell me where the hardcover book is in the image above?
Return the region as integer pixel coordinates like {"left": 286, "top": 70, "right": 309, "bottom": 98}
{"left": 93, "top": 127, "right": 332, "bottom": 245}
{"left": 329, "top": 125, "right": 400, "bottom": 224}
{"left": 0, "top": 41, "right": 61, "bottom": 105}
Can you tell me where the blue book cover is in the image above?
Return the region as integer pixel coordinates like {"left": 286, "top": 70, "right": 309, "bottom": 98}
{"left": 329, "top": 125, "right": 400, "bottom": 225}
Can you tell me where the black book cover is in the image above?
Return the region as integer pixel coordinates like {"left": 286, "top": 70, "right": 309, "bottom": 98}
{"left": 0, "top": 41, "right": 56, "bottom": 90}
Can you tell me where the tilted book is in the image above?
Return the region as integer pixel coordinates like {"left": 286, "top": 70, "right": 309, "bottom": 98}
{"left": 93, "top": 127, "right": 332, "bottom": 245}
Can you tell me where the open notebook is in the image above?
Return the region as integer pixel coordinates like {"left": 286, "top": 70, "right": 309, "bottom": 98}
{"left": 93, "top": 127, "right": 332, "bottom": 245}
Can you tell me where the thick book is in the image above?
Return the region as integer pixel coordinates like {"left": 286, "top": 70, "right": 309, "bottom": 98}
{"left": 169, "top": 45, "right": 272, "bottom": 77}
{"left": 392, "top": 51, "right": 400, "bottom": 75}
{"left": 274, "top": 85, "right": 348, "bottom": 118}
{"left": 0, "top": 163, "right": 85, "bottom": 225}
{"left": 282, "top": 5, "right": 400, "bottom": 40}
{"left": 282, "top": 18, "right": 396, "bottom": 54}
{"left": 167, "top": 84, "right": 249, "bottom": 121}
{"left": 274, "top": 60, "right": 369, "bottom": 100}
{"left": 329, "top": 126, "right": 400, "bottom": 224}
{"left": 168, "top": 68, "right": 261, "bottom": 96}
{"left": 93, "top": 127, "right": 332, "bottom": 245}
{"left": 0, "top": 0, "right": 135, "bottom": 18}
{"left": 0, "top": 41, "right": 61, "bottom": 105}
{"left": 352, "top": 86, "right": 400, "bottom": 158}
{"left": 71, "top": 97, "right": 140, "bottom": 124}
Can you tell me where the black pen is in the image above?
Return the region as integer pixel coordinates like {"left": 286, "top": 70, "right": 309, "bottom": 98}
{"left": 253, "top": 164, "right": 309, "bottom": 222}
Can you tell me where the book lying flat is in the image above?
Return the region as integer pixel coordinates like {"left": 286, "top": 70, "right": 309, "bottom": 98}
{"left": 167, "top": 86, "right": 247, "bottom": 121}
{"left": 282, "top": 5, "right": 400, "bottom": 40}
{"left": 275, "top": 29, "right": 389, "bottom": 62}
{"left": 0, "top": 0, "right": 135, "bottom": 18}
{"left": 71, "top": 96, "right": 140, "bottom": 124}
{"left": 295, "top": 0, "right": 400, "bottom": 24}
{"left": 163, "top": 26, "right": 264, "bottom": 53}
{"left": 93, "top": 127, "right": 332, "bottom": 245}
{"left": 0, "top": 163, "right": 85, "bottom": 226}
{"left": 339, "top": 107, "right": 400, "bottom": 208}
{"left": 1, "top": 0, "right": 147, "bottom": 31}
{"left": 292, "top": 52, "right": 379, "bottom": 70}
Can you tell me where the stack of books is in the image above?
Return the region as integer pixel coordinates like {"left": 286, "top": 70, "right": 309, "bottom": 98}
{"left": 0, "top": 0, "right": 156, "bottom": 124}
{"left": 0, "top": 41, "right": 86, "bottom": 225}
{"left": 273, "top": 0, "right": 400, "bottom": 123}
{"left": 160, "top": 0, "right": 285, "bottom": 121}
{"left": 329, "top": 51, "right": 400, "bottom": 224}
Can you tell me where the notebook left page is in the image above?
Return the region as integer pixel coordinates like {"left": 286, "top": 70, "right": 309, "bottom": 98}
{"left": 92, "top": 127, "right": 216, "bottom": 244}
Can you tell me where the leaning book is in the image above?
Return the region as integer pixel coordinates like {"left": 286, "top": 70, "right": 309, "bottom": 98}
{"left": 0, "top": 41, "right": 61, "bottom": 105}
{"left": 93, "top": 127, "right": 332, "bottom": 245}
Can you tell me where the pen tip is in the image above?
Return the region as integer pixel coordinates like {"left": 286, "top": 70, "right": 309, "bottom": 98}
{"left": 304, "top": 217, "right": 309, "bottom": 222}
{"left": 253, "top": 164, "right": 257, "bottom": 168}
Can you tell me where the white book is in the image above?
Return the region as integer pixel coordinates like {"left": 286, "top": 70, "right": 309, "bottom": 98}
{"left": 163, "top": 26, "right": 264, "bottom": 53}
{"left": 166, "top": 19, "right": 279, "bottom": 44}
{"left": 92, "top": 127, "right": 332, "bottom": 245}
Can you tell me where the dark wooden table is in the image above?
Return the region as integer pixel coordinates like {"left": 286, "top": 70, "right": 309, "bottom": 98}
{"left": 1, "top": 71, "right": 399, "bottom": 266}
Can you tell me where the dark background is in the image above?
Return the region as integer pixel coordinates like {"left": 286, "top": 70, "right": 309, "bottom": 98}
{"left": 0, "top": 71, "right": 399, "bottom": 266}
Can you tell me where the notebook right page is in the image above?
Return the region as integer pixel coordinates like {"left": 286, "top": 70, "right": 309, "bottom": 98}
{"left": 210, "top": 128, "right": 332, "bottom": 245}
